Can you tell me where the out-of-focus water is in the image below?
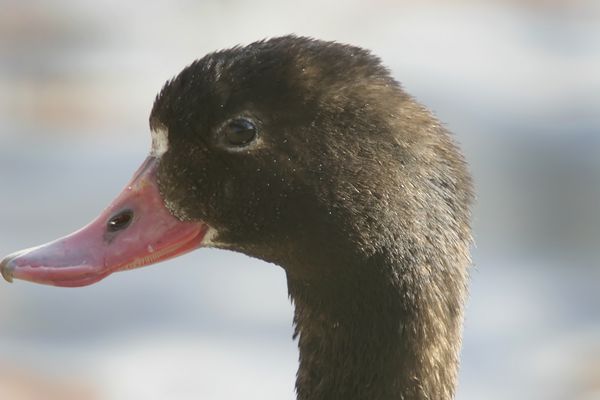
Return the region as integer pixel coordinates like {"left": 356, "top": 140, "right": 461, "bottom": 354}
{"left": 1, "top": 1, "right": 599, "bottom": 399}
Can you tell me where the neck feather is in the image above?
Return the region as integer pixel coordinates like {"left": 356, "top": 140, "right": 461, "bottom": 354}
{"left": 287, "top": 249, "right": 467, "bottom": 400}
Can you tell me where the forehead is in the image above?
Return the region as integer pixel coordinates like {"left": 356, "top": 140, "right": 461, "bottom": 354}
{"left": 151, "top": 58, "right": 264, "bottom": 121}
{"left": 150, "top": 62, "right": 307, "bottom": 135}
{"left": 149, "top": 38, "right": 392, "bottom": 134}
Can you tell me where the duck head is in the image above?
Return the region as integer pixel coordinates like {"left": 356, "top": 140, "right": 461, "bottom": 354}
{"left": 3, "top": 36, "right": 465, "bottom": 285}
{"left": 1, "top": 36, "right": 473, "bottom": 400}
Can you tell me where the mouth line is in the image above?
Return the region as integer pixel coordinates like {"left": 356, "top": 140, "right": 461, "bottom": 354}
{"left": 6, "top": 264, "right": 108, "bottom": 287}
{"left": 1, "top": 225, "right": 209, "bottom": 287}
{"left": 114, "top": 227, "right": 207, "bottom": 272}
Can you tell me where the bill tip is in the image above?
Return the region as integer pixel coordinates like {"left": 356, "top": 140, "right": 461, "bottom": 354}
{"left": 0, "top": 255, "right": 15, "bottom": 283}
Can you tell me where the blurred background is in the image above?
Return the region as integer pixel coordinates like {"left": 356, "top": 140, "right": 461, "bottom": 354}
{"left": 0, "top": 0, "right": 599, "bottom": 399}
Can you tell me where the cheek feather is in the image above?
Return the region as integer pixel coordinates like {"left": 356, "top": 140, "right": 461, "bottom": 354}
{"left": 151, "top": 126, "right": 169, "bottom": 157}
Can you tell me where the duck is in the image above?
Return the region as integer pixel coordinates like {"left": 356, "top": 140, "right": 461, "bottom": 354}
{"left": 1, "top": 35, "right": 474, "bottom": 400}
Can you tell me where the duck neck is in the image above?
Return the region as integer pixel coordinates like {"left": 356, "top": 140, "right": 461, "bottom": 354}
{"left": 286, "top": 252, "right": 465, "bottom": 400}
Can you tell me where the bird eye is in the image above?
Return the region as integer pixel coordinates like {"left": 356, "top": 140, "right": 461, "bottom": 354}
{"left": 224, "top": 117, "right": 257, "bottom": 147}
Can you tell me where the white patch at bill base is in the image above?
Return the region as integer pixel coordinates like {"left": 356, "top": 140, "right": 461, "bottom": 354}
{"left": 202, "top": 227, "right": 222, "bottom": 248}
{"left": 150, "top": 126, "right": 169, "bottom": 157}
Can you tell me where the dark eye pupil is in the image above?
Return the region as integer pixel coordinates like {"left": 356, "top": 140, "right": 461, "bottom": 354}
{"left": 107, "top": 210, "right": 133, "bottom": 232}
{"left": 226, "top": 118, "right": 257, "bottom": 146}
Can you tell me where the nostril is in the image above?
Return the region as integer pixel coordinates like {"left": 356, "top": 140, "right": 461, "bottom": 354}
{"left": 107, "top": 209, "right": 134, "bottom": 233}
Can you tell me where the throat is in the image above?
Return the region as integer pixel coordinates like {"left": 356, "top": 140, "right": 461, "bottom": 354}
{"left": 286, "top": 258, "right": 464, "bottom": 400}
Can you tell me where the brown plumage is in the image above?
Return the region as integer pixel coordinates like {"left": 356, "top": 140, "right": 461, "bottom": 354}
{"left": 151, "top": 36, "right": 474, "bottom": 400}
{"left": 1, "top": 35, "right": 473, "bottom": 400}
